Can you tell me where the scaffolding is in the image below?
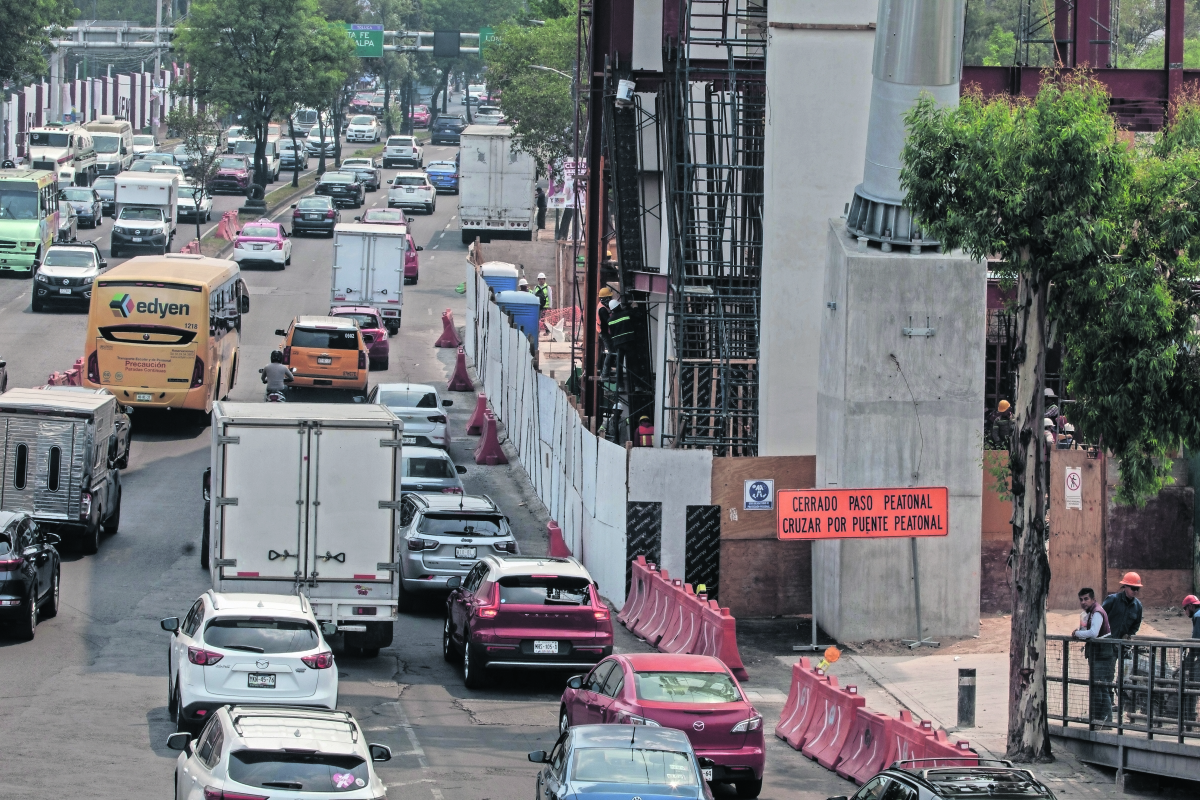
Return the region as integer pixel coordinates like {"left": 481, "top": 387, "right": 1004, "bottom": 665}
{"left": 660, "top": 0, "right": 766, "bottom": 456}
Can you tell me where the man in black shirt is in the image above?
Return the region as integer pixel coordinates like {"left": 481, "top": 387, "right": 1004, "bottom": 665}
{"left": 1103, "top": 572, "right": 1144, "bottom": 640}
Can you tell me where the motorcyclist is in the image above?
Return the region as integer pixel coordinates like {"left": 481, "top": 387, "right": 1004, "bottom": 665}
{"left": 261, "top": 350, "right": 294, "bottom": 398}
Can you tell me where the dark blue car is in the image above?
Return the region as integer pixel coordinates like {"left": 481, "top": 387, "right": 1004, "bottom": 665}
{"left": 426, "top": 161, "right": 459, "bottom": 194}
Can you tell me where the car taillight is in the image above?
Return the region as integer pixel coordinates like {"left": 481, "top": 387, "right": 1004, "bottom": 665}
{"left": 204, "top": 788, "right": 268, "bottom": 800}
{"left": 443, "top": 487, "right": 464, "bottom": 494}
{"left": 476, "top": 583, "right": 500, "bottom": 618}
{"left": 591, "top": 586, "right": 610, "bottom": 620}
{"left": 293, "top": 209, "right": 302, "bottom": 218}
{"left": 358, "top": 350, "right": 367, "bottom": 370}
{"left": 190, "top": 356, "right": 205, "bottom": 388}
{"left": 326, "top": 209, "right": 336, "bottom": 219}
{"left": 731, "top": 715, "right": 764, "bottom": 733}
{"left": 427, "top": 414, "right": 447, "bottom": 424}
{"left": 281, "top": 346, "right": 291, "bottom": 365}
{"left": 87, "top": 351, "right": 99, "bottom": 382}
{"left": 0, "top": 556, "right": 25, "bottom": 569}
{"left": 79, "top": 492, "right": 92, "bottom": 520}
{"left": 408, "top": 538, "right": 438, "bottom": 551}
{"left": 187, "top": 646, "right": 224, "bottom": 666}
{"left": 492, "top": 540, "right": 515, "bottom": 552}
{"left": 354, "top": 606, "right": 378, "bottom": 615}
{"left": 301, "top": 651, "right": 334, "bottom": 669}
{"left": 614, "top": 710, "right": 660, "bottom": 726}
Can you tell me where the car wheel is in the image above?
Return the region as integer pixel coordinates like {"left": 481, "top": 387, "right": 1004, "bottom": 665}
{"left": 559, "top": 707, "right": 570, "bottom": 735}
{"left": 103, "top": 489, "right": 121, "bottom": 535}
{"left": 735, "top": 779, "right": 763, "bottom": 798}
{"left": 31, "top": 294, "right": 43, "bottom": 313}
{"left": 463, "top": 640, "right": 488, "bottom": 689}
{"left": 81, "top": 511, "right": 101, "bottom": 555}
{"left": 110, "top": 246, "right": 119, "bottom": 258}
{"left": 42, "top": 568, "right": 60, "bottom": 619}
{"left": 442, "top": 617, "right": 457, "bottom": 662}
{"left": 174, "top": 685, "right": 188, "bottom": 732}
{"left": 284, "top": 255, "right": 291, "bottom": 266}
{"left": 168, "top": 673, "right": 178, "bottom": 722}
{"left": 201, "top": 505, "right": 210, "bottom": 569}
{"left": 15, "top": 585, "right": 37, "bottom": 640}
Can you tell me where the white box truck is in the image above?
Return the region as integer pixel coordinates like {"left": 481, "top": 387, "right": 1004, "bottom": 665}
{"left": 331, "top": 222, "right": 406, "bottom": 335}
{"left": 111, "top": 174, "right": 179, "bottom": 256}
{"left": 205, "top": 403, "right": 404, "bottom": 657}
{"left": 458, "top": 124, "right": 536, "bottom": 244}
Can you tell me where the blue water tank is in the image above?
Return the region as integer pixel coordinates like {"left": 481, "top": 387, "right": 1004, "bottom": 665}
{"left": 481, "top": 261, "right": 519, "bottom": 293}
{"left": 496, "top": 290, "right": 543, "bottom": 347}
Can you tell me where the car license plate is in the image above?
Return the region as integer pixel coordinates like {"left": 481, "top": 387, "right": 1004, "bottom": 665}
{"left": 248, "top": 673, "right": 276, "bottom": 689}
{"left": 455, "top": 546, "right": 476, "bottom": 559}
{"left": 253, "top": 244, "right": 263, "bottom": 250}
{"left": 306, "top": 214, "right": 320, "bottom": 220}
{"left": 406, "top": 188, "right": 414, "bottom": 192}
{"left": 702, "top": 768, "right": 713, "bottom": 781}
{"left": 136, "top": 393, "right": 152, "bottom": 401}
{"left": 59, "top": 288, "right": 71, "bottom": 294}
{"left": 317, "top": 356, "right": 332, "bottom": 365}
{"left": 402, "top": 436, "right": 416, "bottom": 444}
{"left": 534, "top": 641, "right": 559, "bottom": 654}
{"left": 131, "top": 236, "right": 142, "bottom": 242}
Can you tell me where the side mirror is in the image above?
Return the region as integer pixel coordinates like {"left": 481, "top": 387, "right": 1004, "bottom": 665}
{"left": 442, "top": 399, "right": 453, "bottom": 407}
{"left": 353, "top": 396, "right": 366, "bottom": 404}
{"left": 416, "top": 246, "right": 424, "bottom": 251}
{"left": 275, "top": 329, "right": 287, "bottom": 337}
{"left": 166, "top": 732, "right": 193, "bottom": 752}
{"left": 235, "top": 230, "right": 241, "bottom": 236}
{"left": 354, "top": 216, "right": 361, "bottom": 221}
{"left": 369, "top": 744, "right": 392, "bottom": 762}
{"left": 527, "top": 750, "right": 549, "bottom": 764}
{"left": 698, "top": 757, "right": 716, "bottom": 768}
{"left": 320, "top": 621, "right": 339, "bottom": 637}
{"left": 124, "top": 406, "right": 134, "bottom": 414}
{"left": 0, "top": 360, "right": 7, "bottom": 369}
{"left": 99, "top": 259, "right": 107, "bottom": 268}
{"left": 455, "top": 465, "right": 467, "bottom": 475}
{"left": 566, "top": 675, "right": 583, "bottom": 690}
{"left": 239, "top": 296, "right": 250, "bottom": 314}
{"left": 160, "top": 617, "right": 180, "bottom": 632}
{"left": 446, "top": 576, "right": 462, "bottom": 590}
{"left": 291, "top": 204, "right": 297, "bottom": 209}
{"left": 386, "top": 178, "right": 393, "bottom": 185}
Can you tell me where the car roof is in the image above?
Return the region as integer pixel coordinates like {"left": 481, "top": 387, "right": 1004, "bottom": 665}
{"left": 240, "top": 218, "right": 280, "bottom": 229}
{"left": 342, "top": 158, "right": 373, "bottom": 164}
{"left": 330, "top": 305, "right": 380, "bottom": 316}
{"left": 102, "top": 256, "right": 239, "bottom": 285}
{"left": 395, "top": 170, "right": 429, "bottom": 178}
{"left": 403, "top": 446, "right": 452, "bottom": 460}
{"left": 206, "top": 592, "right": 312, "bottom": 615}
{"left": 0, "top": 509, "right": 28, "bottom": 529}
{"left": 222, "top": 706, "right": 362, "bottom": 756}
{"left": 483, "top": 554, "right": 591, "bottom": 580}
{"left": 375, "top": 382, "right": 437, "bottom": 395}
{"left": 411, "top": 493, "right": 498, "bottom": 513}
{"left": 621, "top": 653, "right": 731, "bottom": 673}
{"left": 47, "top": 242, "right": 100, "bottom": 253}
{"left": 890, "top": 764, "right": 1054, "bottom": 797}
{"left": 569, "top": 724, "right": 693, "bottom": 751}
{"left": 293, "top": 315, "right": 358, "bottom": 330}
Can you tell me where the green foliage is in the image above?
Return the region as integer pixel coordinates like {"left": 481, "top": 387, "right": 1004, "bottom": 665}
{"left": 1121, "top": 37, "right": 1200, "bottom": 70}
{"left": 483, "top": 14, "right": 577, "bottom": 173}
{"left": 0, "top": 0, "right": 73, "bottom": 83}
{"left": 527, "top": 0, "right": 571, "bottom": 20}
{"left": 982, "top": 25, "right": 1017, "bottom": 67}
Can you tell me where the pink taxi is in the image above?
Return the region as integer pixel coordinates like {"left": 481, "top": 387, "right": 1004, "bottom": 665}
{"left": 232, "top": 218, "right": 292, "bottom": 269}
{"left": 359, "top": 208, "right": 422, "bottom": 284}
{"left": 412, "top": 105, "right": 432, "bottom": 128}
{"left": 329, "top": 305, "right": 390, "bottom": 370}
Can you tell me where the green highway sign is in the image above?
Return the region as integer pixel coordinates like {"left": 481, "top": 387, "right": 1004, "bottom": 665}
{"left": 344, "top": 24, "right": 384, "bottom": 58}
{"left": 479, "top": 26, "right": 497, "bottom": 49}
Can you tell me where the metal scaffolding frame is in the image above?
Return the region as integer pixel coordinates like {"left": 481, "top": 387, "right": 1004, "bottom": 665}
{"left": 660, "top": 0, "right": 765, "bottom": 456}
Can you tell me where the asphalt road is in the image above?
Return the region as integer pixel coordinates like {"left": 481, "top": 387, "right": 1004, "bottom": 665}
{"left": 0, "top": 121, "right": 852, "bottom": 800}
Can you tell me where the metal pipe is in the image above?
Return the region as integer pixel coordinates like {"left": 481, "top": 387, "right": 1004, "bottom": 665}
{"left": 50, "top": 41, "right": 169, "bottom": 49}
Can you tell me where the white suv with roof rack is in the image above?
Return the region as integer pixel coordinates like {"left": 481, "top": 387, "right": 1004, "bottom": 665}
{"left": 382, "top": 135, "right": 422, "bottom": 168}
{"left": 160, "top": 591, "right": 338, "bottom": 731}
{"left": 166, "top": 705, "right": 392, "bottom": 800}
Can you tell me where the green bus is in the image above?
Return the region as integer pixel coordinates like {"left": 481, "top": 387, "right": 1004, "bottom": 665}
{"left": 0, "top": 168, "right": 60, "bottom": 274}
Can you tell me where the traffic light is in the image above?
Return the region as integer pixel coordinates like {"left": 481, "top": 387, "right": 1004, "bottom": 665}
{"left": 433, "top": 30, "right": 460, "bottom": 58}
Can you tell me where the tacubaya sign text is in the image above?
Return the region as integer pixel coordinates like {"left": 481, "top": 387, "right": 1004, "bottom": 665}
{"left": 777, "top": 487, "right": 948, "bottom": 540}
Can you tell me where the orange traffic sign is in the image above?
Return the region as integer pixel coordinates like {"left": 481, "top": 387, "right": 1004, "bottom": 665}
{"left": 777, "top": 487, "right": 949, "bottom": 540}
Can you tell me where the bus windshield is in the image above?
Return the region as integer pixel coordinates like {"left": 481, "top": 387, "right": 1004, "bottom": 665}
{"left": 0, "top": 185, "right": 39, "bottom": 220}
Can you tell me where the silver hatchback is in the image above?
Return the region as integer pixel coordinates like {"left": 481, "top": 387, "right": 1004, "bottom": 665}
{"left": 402, "top": 446, "right": 466, "bottom": 494}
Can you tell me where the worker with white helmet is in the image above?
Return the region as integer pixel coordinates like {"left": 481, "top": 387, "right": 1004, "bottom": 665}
{"left": 533, "top": 272, "right": 551, "bottom": 315}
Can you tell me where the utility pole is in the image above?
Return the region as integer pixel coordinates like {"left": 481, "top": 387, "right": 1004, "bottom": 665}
{"left": 51, "top": 51, "right": 62, "bottom": 124}
{"left": 153, "top": 0, "right": 163, "bottom": 131}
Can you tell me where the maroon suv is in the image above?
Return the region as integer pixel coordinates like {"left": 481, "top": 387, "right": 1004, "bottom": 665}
{"left": 210, "top": 154, "right": 251, "bottom": 194}
{"left": 443, "top": 555, "right": 613, "bottom": 689}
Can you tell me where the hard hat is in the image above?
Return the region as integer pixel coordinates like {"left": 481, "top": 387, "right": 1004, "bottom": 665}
{"left": 998, "top": 400, "right": 1010, "bottom": 412}
{"left": 518, "top": 277, "right": 528, "bottom": 286}
{"left": 537, "top": 272, "right": 546, "bottom": 279}
{"left": 1119, "top": 571, "right": 1143, "bottom": 588}
{"left": 1182, "top": 594, "right": 1200, "bottom": 608}
{"left": 1064, "top": 423, "right": 1075, "bottom": 433}
{"left": 640, "top": 415, "right": 650, "bottom": 421}
{"left": 598, "top": 287, "right": 613, "bottom": 298}
{"left": 1044, "top": 387, "right": 1058, "bottom": 399}
{"left": 1043, "top": 418, "right": 1054, "bottom": 428}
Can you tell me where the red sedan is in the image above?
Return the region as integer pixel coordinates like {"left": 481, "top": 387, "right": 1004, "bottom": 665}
{"left": 328, "top": 305, "right": 390, "bottom": 370}
{"left": 359, "top": 208, "right": 421, "bottom": 283}
{"left": 559, "top": 653, "right": 765, "bottom": 798}
{"left": 412, "top": 104, "right": 432, "bottom": 128}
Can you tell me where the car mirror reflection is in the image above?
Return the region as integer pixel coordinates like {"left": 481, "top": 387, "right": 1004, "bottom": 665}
{"left": 566, "top": 675, "right": 582, "bottom": 690}
{"left": 166, "top": 732, "right": 192, "bottom": 752}
{"left": 369, "top": 744, "right": 392, "bottom": 762}
{"left": 527, "top": 750, "right": 548, "bottom": 763}
{"left": 446, "top": 576, "right": 462, "bottom": 590}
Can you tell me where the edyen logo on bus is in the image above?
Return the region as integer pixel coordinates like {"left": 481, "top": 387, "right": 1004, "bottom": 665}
{"left": 110, "top": 293, "right": 191, "bottom": 319}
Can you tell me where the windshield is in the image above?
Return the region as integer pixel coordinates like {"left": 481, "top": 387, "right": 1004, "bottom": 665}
{"left": 393, "top": 176, "right": 428, "bottom": 187}
{"left": 297, "top": 197, "right": 330, "bottom": 209}
{"left": 203, "top": 618, "right": 319, "bottom": 654}
{"left": 572, "top": 749, "right": 698, "bottom": 787}
{"left": 351, "top": 115, "right": 375, "bottom": 124}
{"left": 296, "top": 109, "right": 318, "bottom": 123}
{"left": 292, "top": 327, "right": 359, "bottom": 349}
{"left": 133, "top": 135, "right": 156, "bottom": 146}
{"left": 92, "top": 134, "right": 121, "bottom": 154}
{"left": 322, "top": 173, "right": 353, "bottom": 184}
{"left": 151, "top": 166, "right": 182, "bottom": 174}
{"left": 0, "top": 186, "right": 39, "bottom": 220}
{"left": 173, "top": 145, "right": 190, "bottom": 155}
{"left": 418, "top": 515, "right": 503, "bottom": 537}
{"left": 240, "top": 225, "right": 277, "bottom": 238}
{"left": 93, "top": 177, "right": 116, "bottom": 193}
{"left": 363, "top": 210, "right": 403, "bottom": 223}
{"left": 335, "top": 312, "right": 380, "bottom": 328}
{"left": 498, "top": 575, "right": 590, "bottom": 606}
{"left": 469, "top": 85, "right": 485, "bottom": 95}
{"left": 63, "top": 188, "right": 94, "bottom": 202}
{"left": 119, "top": 207, "right": 164, "bottom": 222}
{"left": 342, "top": 160, "right": 372, "bottom": 168}
{"left": 634, "top": 671, "right": 742, "bottom": 704}
{"left": 404, "top": 457, "right": 456, "bottom": 479}
{"left": 387, "top": 138, "right": 413, "bottom": 147}
{"left": 42, "top": 249, "right": 96, "bottom": 268}
{"left": 229, "top": 751, "right": 368, "bottom": 793}
{"left": 129, "top": 161, "right": 154, "bottom": 172}
{"left": 143, "top": 153, "right": 172, "bottom": 163}
{"left": 378, "top": 389, "right": 436, "bottom": 408}
{"left": 219, "top": 157, "right": 247, "bottom": 169}
{"left": 31, "top": 131, "right": 70, "bottom": 147}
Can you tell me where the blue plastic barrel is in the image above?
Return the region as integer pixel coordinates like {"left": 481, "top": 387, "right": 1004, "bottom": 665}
{"left": 481, "top": 261, "right": 519, "bottom": 293}
{"left": 496, "top": 290, "right": 543, "bottom": 347}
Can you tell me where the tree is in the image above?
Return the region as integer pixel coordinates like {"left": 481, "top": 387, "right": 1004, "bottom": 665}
{"left": 175, "top": 0, "right": 355, "bottom": 188}
{"left": 901, "top": 74, "right": 1200, "bottom": 760}
{"left": 365, "top": 0, "right": 414, "bottom": 136}
{"left": 167, "top": 102, "right": 228, "bottom": 243}
{"left": 417, "top": 0, "right": 524, "bottom": 112}
{"left": 0, "top": 0, "right": 73, "bottom": 84}
{"left": 981, "top": 25, "right": 1017, "bottom": 67}
{"left": 483, "top": 14, "right": 576, "bottom": 173}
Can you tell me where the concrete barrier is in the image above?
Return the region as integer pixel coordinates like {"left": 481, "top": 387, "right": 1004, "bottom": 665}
{"left": 448, "top": 346, "right": 474, "bottom": 391}
{"left": 435, "top": 308, "right": 461, "bottom": 348}
{"left": 465, "top": 393, "right": 488, "bottom": 435}
{"left": 548, "top": 520, "right": 572, "bottom": 557}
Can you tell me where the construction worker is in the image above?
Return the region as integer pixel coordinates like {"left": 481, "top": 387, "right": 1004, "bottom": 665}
{"left": 1103, "top": 573, "right": 1144, "bottom": 640}
{"left": 1183, "top": 594, "right": 1200, "bottom": 727}
{"left": 1074, "top": 587, "right": 1114, "bottom": 723}
{"left": 606, "top": 295, "right": 634, "bottom": 383}
{"left": 991, "top": 399, "right": 1013, "bottom": 447}
{"left": 598, "top": 286, "right": 614, "bottom": 376}
{"left": 518, "top": 277, "right": 530, "bottom": 292}
{"left": 533, "top": 273, "right": 551, "bottom": 315}
{"left": 636, "top": 416, "right": 654, "bottom": 447}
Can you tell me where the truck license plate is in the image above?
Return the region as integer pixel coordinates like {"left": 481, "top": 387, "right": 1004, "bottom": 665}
{"left": 534, "top": 641, "right": 559, "bottom": 654}
{"left": 702, "top": 769, "right": 713, "bottom": 781}
{"left": 247, "top": 673, "right": 276, "bottom": 688}
{"left": 136, "top": 393, "right": 152, "bottom": 401}
{"left": 317, "top": 356, "right": 332, "bottom": 365}
{"left": 402, "top": 436, "right": 416, "bottom": 444}
{"left": 59, "top": 288, "right": 71, "bottom": 294}
{"left": 455, "top": 546, "right": 476, "bottom": 559}
{"left": 131, "top": 236, "right": 142, "bottom": 242}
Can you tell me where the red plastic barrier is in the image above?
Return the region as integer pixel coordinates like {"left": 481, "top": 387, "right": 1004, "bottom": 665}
{"left": 885, "top": 711, "right": 936, "bottom": 769}
{"left": 547, "top": 520, "right": 571, "bottom": 557}
{"left": 631, "top": 568, "right": 671, "bottom": 641}
{"left": 179, "top": 238, "right": 201, "bottom": 254}
{"left": 472, "top": 411, "right": 508, "bottom": 465}
{"left": 834, "top": 707, "right": 893, "bottom": 784}
{"left": 448, "top": 346, "right": 473, "bottom": 391}
{"left": 919, "top": 730, "right": 979, "bottom": 768}
{"left": 466, "top": 393, "right": 488, "bottom": 435}
{"left": 617, "top": 557, "right": 652, "bottom": 627}
{"left": 702, "top": 604, "right": 749, "bottom": 681}
{"left": 644, "top": 578, "right": 683, "bottom": 646}
{"left": 659, "top": 584, "right": 702, "bottom": 653}
{"left": 777, "top": 662, "right": 829, "bottom": 750}
{"left": 436, "top": 308, "right": 461, "bottom": 347}
{"left": 774, "top": 658, "right": 813, "bottom": 743}
{"left": 49, "top": 357, "right": 85, "bottom": 387}
{"left": 800, "top": 677, "right": 866, "bottom": 769}
{"left": 216, "top": 210, "right": 238, "bottom": 241}
{"left": 690, "top": 599, "right": 722, "bottom": 659}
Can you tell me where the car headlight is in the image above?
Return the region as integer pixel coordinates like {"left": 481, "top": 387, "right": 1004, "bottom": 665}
{"left": 35, "top": 272, "right": 48, "bottom": 283}
{"left": 22, "top": 242, "right": 37, "bottom": 249}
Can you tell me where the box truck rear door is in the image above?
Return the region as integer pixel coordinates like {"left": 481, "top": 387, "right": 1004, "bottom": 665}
{"left": 368, "top": 234, "right": 404, "bottom": 311}
{"left": 332, "top": 229, "right": 367, "bottom": 304}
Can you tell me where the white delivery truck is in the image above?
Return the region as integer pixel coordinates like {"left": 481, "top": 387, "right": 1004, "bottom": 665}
{"left": 458, "top": 124, "right": 536, "bottom": 244}
{"left": 331, "top": 222, "right": 406, "bottom": 335}
{"left": 83, "top": 116, "right": 134, "bottom": 176}
{"left": 206, "top": 403, "right": 404, "bottom": 657}
{"left": 111, "top": 174, "right": 179, "bottom": 256}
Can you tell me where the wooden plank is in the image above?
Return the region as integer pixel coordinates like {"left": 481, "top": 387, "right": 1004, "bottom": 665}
{"left": 719, "top": 538, "right": 811, "bottom": 617}
{"left": 1047, "top": 450, "right": 1105, "bottom": 609}
{"left": 1104, "top": 569, "right": 1192, "bottom": 608}
{"left": 711, "top": 455, "right": 816, "bottom": 540}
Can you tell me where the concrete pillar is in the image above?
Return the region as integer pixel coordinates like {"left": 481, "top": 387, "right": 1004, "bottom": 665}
{"left": 813, "top": 219, "right": 985, "bottom": 640}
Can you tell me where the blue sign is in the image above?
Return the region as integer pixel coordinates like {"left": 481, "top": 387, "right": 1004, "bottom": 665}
{"left": 744, "top": 479, "right": 774, "bottom": 511}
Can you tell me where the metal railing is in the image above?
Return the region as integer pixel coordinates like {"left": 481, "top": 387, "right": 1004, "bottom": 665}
{"left": 1047, "top": 634, "right": 1200, "bottom": 743}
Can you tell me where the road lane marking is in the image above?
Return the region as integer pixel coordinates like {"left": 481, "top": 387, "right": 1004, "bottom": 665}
{"left": 387, "top": 700, "right": 428, "bottom": 768}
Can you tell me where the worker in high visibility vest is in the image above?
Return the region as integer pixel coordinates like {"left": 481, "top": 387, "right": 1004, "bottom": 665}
{"left": 533, "top": 273, "right": 551, "bottom": 316}
{"left": 605, "top": 296, "right": 633, "bottom": 382}
{"left": 636, "top": 416, "right": 654, "bottom": 447}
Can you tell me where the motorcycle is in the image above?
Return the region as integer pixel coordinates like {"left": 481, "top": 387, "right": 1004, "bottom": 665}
{"left": 259, "top": 366, "right": 291, "bottom": 402}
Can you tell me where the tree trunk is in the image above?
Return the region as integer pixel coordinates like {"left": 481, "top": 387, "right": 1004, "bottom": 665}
{"left": 193, "top": 186, "right": 202, "bottom": 243}
{"left": 254, "top": 120, "right": 267, "bottom": 189}
{"left": 383, "top": 67, "right": 393, "bottom": 136}
{"left": 1006, "top": 267, "right": 1054, "bottom": 762}
{"left": 289, "top": 117, "right": 299, "bottom": 188}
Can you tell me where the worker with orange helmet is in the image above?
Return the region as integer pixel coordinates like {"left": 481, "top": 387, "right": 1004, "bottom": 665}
{"left": 1103, "top": 572, "right": 1144, "bottom": 640}
{"left": 1184, "top": 594, "right": 1200, "bottom": 725}
{"left": 1184, "top": 594, "right": 1200, "bottom": 639}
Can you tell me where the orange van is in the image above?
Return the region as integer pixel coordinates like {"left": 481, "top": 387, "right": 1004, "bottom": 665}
{"left": 275, "top": 315, "right": 368, "bottom": 391}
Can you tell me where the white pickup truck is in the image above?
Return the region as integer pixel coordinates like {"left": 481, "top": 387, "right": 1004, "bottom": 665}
{"left": 205, "top": 403, "right": 404, "bottom": 658}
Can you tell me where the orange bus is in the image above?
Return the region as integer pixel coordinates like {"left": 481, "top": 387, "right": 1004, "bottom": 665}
{"left": 82, "top": 254, "right": 249, "bottom": 417}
